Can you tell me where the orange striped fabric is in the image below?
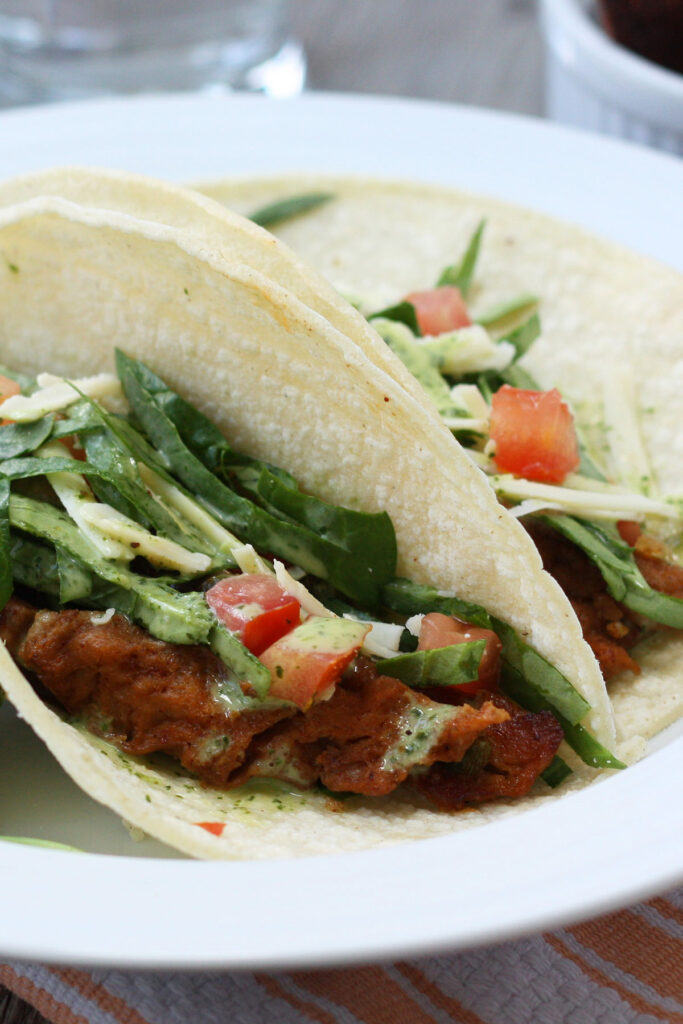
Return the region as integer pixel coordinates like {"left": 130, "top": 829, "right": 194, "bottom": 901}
{"left": 2, "top": 887, "right": 681, "bottom": 1024}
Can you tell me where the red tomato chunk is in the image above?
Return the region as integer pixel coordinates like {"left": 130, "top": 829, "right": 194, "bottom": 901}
{"left": 195, "top": 821, "right": 226, "bottom": 836}
{"left": 0, "top": 373, "right": 21, "bottom": 425}
{"left": 405, "top": 286, "right": 471, "bottom": 335}
{"left": 489, "top": 385, "right": 580, "bottom": 484}
{"left": 205, "top": 574, "right": 301, "bottom": 656}
{"left": 617, "top": 520, "right": 642, "bottom": 547}
{"left": 60, "top": 434, "right": 87, "bottom": 462}
{"left": 418, "top": 612, "right": 502, "bottom": 694}
{"left": 261, "top": 617, "right": 370, "bottom": 710}
{"left": 0, "top": 374, "right": 20, "bottom": 403}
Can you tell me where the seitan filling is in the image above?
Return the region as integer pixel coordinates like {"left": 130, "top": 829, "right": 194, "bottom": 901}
{"left": 0, "top": 598, "right": 561, "bottom": 809}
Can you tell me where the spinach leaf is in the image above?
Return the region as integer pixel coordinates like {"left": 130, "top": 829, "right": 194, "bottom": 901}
{"left": 9, "top": 532, "right": 61, "bottom": 596}
{"left": 498, "top": 312, "right": 541, "bottom": 362}
{"left": 376, "top": 641, "right": 486, "bottom": 689}
{"left": 475, "top": 294, "right": 539, "bottom": 331}
{"left": 541, "top": 756, "right": 573, "bottom": 788}
{"left": 381, "top": 577, "right": 618, "bottom": 769}
{"left": 0, "top": 438, "right": 230, "bottom": 569}
{"left": 437, "top": 219, "right": 486, "bottom": 297}
{"left": 0, "top": 476, "right": 12, "bottom": 610}
{"left": 501, "top": 663, "right": 624, "bottom": 769}
{"left": 369, "top": 300, "right": 421, "bottom": 336}
{"left": 248, "top": 192, "right": 334, "bottom": 229}
{"left": 10, "top": 493, "right": 207, "bottom": 637}
{"left": 83, "top": 428, "right": 221, "bottom": 558}
{"left": 116, "top": 351, "right": 397, "bottom": 607}
{"left": 383, "top": 578, "right": 493, "bottom": 630}
{"left": 0, "top": 417, "right": 53, "bottom": 459}
{"left": 56, "top": 548, "right": 93, "bottom": 603}
{"left": 0, "top": 836, "right": 82, "bottom": 851}
{"left": 50, "top": 399, "right": 106, "bottom": 442}
{"left": 541, "top": 515, "right": 683, "bottom": 629}
{"left": 254, "top": 468, "right": 394, "bottom": 560}
{"left": 0, "top": 454, "right": 102, "bottom": 478}
{"left": 134, "top": 359, "right": 394, "bottom": 582}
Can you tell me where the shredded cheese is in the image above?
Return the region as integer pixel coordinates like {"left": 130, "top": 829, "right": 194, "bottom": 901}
{"left": 441, "top": 416, "right": 489, "bottom": 434}
{"left": 273, "top": 560, "right": 334, "bottom": 618}
{"left": 38, "top": 441, "right": 132, "bottom": 561}
{"left": 342, "top": 615, "right": 404, "bottom": 658}
{"left": 508, "top": 499, "right": 564, "bottom": 519}
{"left": 463, "top": 448, "right": 495, "bottom": 470}
{"left": 232, "top": 544, "right": 272, "bottom": 576}
{"left": 405, "top": 614, "right": 424, "bottom": 637}
{"left": 78, "top": 503, "right": 211, "bottom": 573}
{"left": 1, "top": 374, "right": 122, "bottom": 421}
{"left": 602, "top": 368, "right": 655, "bottom": 496}
{"left": 90, "top": 608, "right": 116, "bottom": 626}
{"left": 137, "top": 462, "right": 244, "bottom": 558}
{"left": 492, "top": 474, "right": 679, "bottom": 520}
{"left": 450, "top": 383, "right": 491, "bottom": 422}
{"left": 260, "top": 560, "right": 405, "bottom": 659}
{"left": 38, "top": 441, "right": 212, "bottom": 573}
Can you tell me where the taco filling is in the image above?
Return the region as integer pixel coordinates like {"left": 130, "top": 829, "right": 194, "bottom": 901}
{"left": 0, "top": 350, "right": 613, "bottom": 814}
{"left": 354, "top": 223, "right": 683, "bottom": 686}
{"left": 2, "top": 168, "right": 673, "bottom": 858}
{"left": 226, "top": 188, "right": 683, "bottom": 695}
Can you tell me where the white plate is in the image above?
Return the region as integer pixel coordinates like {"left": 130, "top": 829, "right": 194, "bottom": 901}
{"left": 0, "top": 91, "right": 681, "bottom": 969}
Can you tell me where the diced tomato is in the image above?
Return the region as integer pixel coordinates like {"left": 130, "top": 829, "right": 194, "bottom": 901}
{"left": 617, "top": 520, "right": 642, "bottom": 547}
{"left": 0, "top": 375, "right": 20, "bottom": 402}
{"left": 205, "top": 574, "right": 301, "bottom": 656}
{"left": 195, "top": 821, "right": 226, "bottom": 836}
{"left": 60, "top": 433, "right": 87, "bottom": 461}
{"left": 404, "top": 286, "right": 471, "bottom": 336}
{"left": 418, "top": 612, "right": 502, "bottom": 694}
{"left": 0, "top": 374, "right": 21, "bottom": 426}
{"left": 489, "top": 385, "right": 580, "bottom": 484}
{"left": 260, "top": 616, "right": 370, "bottom": 710}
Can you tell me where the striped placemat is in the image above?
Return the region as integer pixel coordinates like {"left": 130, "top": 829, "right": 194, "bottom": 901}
{"left": 2, "top": 887, "right": 681, "bottom": 1024}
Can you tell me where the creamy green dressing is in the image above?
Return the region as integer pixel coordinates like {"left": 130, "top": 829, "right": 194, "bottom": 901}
{"left": 245, "top": 737, "right": 313, "bottom": 788}
{"left": 194, "top": 732, "right": 231, "bottom": 765}
{"left": 87, "top": 729, "right": 311, "bottom": 818}
{"left": 381, "top": 699, "right": 459, "bottom": 772}
{"left": 282, "top": 616, "right": 369, "bottom": 654}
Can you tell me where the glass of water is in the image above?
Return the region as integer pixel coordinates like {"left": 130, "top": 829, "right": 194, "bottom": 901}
{"left": 0, "top": 0, "right": 305, "bottom": 106}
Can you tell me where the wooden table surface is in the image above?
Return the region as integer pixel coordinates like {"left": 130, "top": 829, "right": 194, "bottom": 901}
{"left": 0, "top": 2, "right": 542, "bottom": 1021}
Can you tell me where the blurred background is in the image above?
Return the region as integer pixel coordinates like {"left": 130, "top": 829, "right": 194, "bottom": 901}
{"left": 0, "top": 0, "right": 542, "bottom": 112}
{"left": 0, "top": 0, "right": 679, "bottom": 151}
{"left": 295, "top": 0, "right": 682, "bottom": 153}
{"left": 292, "top": 0, "right": 542, "bottom": 115}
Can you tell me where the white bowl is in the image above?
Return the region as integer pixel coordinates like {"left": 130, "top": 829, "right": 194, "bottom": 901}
{"left": 539, "top": 0, "right": 683, "bottom": 155}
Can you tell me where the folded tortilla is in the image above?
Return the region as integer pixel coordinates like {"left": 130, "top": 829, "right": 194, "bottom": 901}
{"left": 0, "top": 170, "right": 631, "bottom": 858}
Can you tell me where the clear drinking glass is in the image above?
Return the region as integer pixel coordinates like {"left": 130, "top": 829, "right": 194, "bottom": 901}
{"left": 0, "top": 0, "right": 305, "bottom": 106}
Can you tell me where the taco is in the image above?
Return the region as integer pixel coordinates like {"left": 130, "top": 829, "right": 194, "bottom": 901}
{"left": 0, "top": 170, "right": 649, "bottom": 860}
{"left": 197, "top": 174, "right": 683, "bottom": 748}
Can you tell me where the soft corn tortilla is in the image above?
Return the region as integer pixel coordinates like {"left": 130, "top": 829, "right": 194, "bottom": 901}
{"left": 0, "top": 176, "right": 626, "bottom": 859}
{"left": 197, "top": 174, "right": 683, "bottom": 749}
{"left": 0, "top": 168, "right": 437, "bottom": 426}
{"left": 197, "top": 175, "right": 683, "bottom": 498}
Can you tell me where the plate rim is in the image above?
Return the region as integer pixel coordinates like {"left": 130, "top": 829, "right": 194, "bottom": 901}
{"left": 0, "top": 89, "right": 680, "bottom": 968}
